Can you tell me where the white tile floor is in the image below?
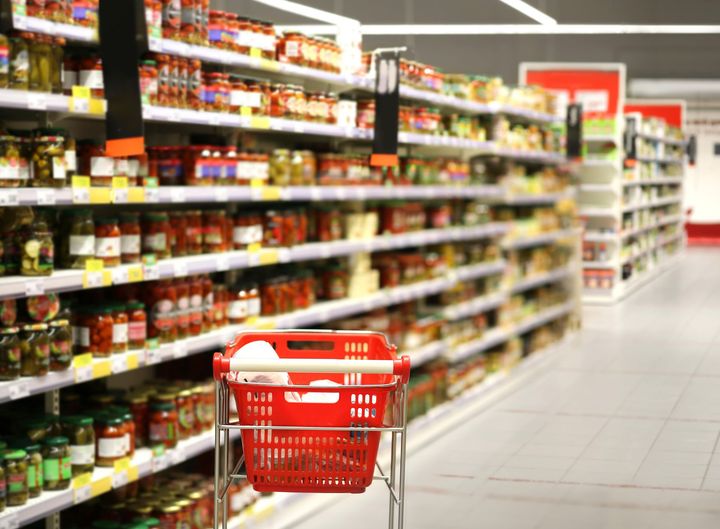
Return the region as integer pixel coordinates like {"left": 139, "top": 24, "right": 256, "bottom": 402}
{"left": 285, "top": 248, "right": 720, "bottom": 529}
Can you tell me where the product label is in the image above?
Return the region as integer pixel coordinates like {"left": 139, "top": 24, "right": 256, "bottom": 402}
{"left": 176, "top": 294, "right": 189, "bottom": 329}
{"left": 114, "top": 158, "right": 129, "bottom": 176}
{"left": 11, "top": 49, "right": 28, "bottom": 82}
{"left": 121, "top": 234, "right": 141, "bottom": 255}
{"left": 143, "top": 233, "right": 167, "bottom": 252}
{"left": 53, "top": 156, "right": 66, "bottom": 180}
{"left": 63, "top": 69, "right": 78, "bottom": 91}
{"left": 127, "top": 159, "right": 140, "bottom": 178}
{"left": 79, "top": 69, "right": 104, "bottom": 89}
{"left": 128, "top": 320, "right": 146, "bottom": 342}
{"left": 95, "top": 236, "right": 121, "bottom": 258}
{"left": 162, "top": 0, "right": 180, "bottom": 24}
{"left": 7, "top": 472, "right": 25, "bottom": 493}
{"left": 98, "top": 437, "right": 126, "bottom": 458}
{"left": 149, "top": 421, "right": 175, "bottom": 442}
{"left": 151, "top": 299, "right": 175, "bottom": 332}
{"left": 0, "top": 45, "right": 9, "bottom": 75}
{"left": 42, "top": 458, "right": 59, "bottom": 482}
{"left": 72, "top": 326, "right": 90, "bottom": 347}
{"left": 122, "top": 433, "right": 130, "bottom": 455}
{"left": 65, "top": 149, "right": 77, "bottom": 172}
{"left": 70, "top": 234, "right": 95, "bottom": 256}
{"left": 228, "top": 299, "right": 248, "bottom": 320}
{"left": 90, "top": 156, "right": 115, "bottom": 177}
{"left": 248, "top": 297, "right": 261, "bottom": 317}
{"left": 112, "top": 322, "right": 128, "bottom": 344}
{"left": 204, "top": 226, "right": 223, "bottom": 245}
{"left": 70, "top": 444, "right": 95, "bottom": 465}
{"left": 181, "top": 5, "right": 194, "bottom": 24}
{"left": 27, "top": 465, "right": 36, "bottom": 489}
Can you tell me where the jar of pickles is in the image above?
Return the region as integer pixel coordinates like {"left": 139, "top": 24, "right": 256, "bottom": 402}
{"left": 15, "top": 441, "right": 42, "bottom": 498}
{"left": 48, "top": 319, "right": 72, "bottom": 371}
{"left": 20, "top": 323, "right": 49, "bottom": 376}
{"left": 62, "top": 209, "right": 95, "bottom": 269}
{"left": 0, "top": 134, "right": 22, "bottom": 188}
{"left": 31, "top": 133, "right": 66, "bottom": 187}
{"left": 42, "top": 437, "right": 71, "bottom": 491}
{"left": 21, "top": 216, "right": 54, "bottom": 276}
{"left": 0, "top": 327, "right": 21, "bottom": 380}
{"left": 29, "top": 34, "right": 52, "bottom": 93}
{"left": 4, "top": 450, "right": 28, "bottom": 506}
{"left": 10, "top": 34, "right": 30, "bottom": 90}
{"left": 61, "top": 416, "right": 95, "bottom": 476}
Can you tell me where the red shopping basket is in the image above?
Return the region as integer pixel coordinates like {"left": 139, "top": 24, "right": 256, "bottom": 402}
{"left": 214, "top": 330, "right": 411, "bottom": 494}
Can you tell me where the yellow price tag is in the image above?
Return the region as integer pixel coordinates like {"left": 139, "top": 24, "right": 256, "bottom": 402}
{"left": 89, "top": 98, "right": 105, "bottom": 115}
{"left": 261, "top": 187, "right": 282, "bottom": 200}
{"left": 256, "top": 320, "right": 277, "bottom": 330}
{"left": 126, "top": 265, "right": 144, "bottom": 283}
{"left": 258, "top": 249, "right": 279, "bottom": 265}
{"left": 240, "top": 107, "right": 252, "bottom": 117}
{"left": 89, "top": 187, "right": 112, "bottom": 204}
{"left": 127, "top": 353, "right": 139, "bottom": 370}
{"left": 114, "top": 457, "right": 131, "bottom": 473}
{"left": 91, "top": 476, "right": 112, "bottom": 498}
{"left": 127, "top": 465, "right": 139, "bottom": 482}
{"left": 127, "top": 187, "right": 145, "bottom": 203}
{"left": 82, "top": 269, "right": 112, "bottom": 288}
{"left": 92, "top": 360, "right": 112, "bottom": 379}
{"left": 260, "top": 58, "right": 280, "bottom": 72}
{"left": 247, "top": 242, "right": 262, "bottom": 253}
{"left": 250, "top": 116, "right": 270, "bottom": 130}
{"left": 72, "top": 86, "right": 91, "bottom": 99}
{"left": 73, "top": 353, "right": 93, "bottom": 368}
{"left": 250, "top": 178, "right": 264, "bottom": 188}
{"left": 112, "top": 176, "right": 128, "bottom": 188}
{"left": 72, "top": 175, "right": 90, "bottom": 188}
{"left": 72, "top": 473, "right": 93, "bottom": 489}
{"left": 249, "top": 48, "right": 262, "bottom": 58}
{"left": 245, "top": 316, "right": 258, "bottom": 326}
{"left": 85, "top": 259, "right": 104, "bottom": 272}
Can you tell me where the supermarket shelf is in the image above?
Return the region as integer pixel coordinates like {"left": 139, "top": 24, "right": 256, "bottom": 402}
{"left": 0, "top": 88, "right": 105, "bottom": 115}
{"left": 621, "top": 195, "right": 683, "bottom": 213}
{"left": 509, "top": 265, "right": 573, "bottom": 294}
{"left": 636, "top": 133, "right": 688, "bottom": 147}
{"left": 514, "top": 301, "right": 575, "bottom": 335}
{"left": 584, "top": 134, "right": 620, "bottom": 143}
{"left": 623, "top": 177, "right": 684, "bottom": 187}
{"left": 148, "top": 38, "right": 373, "bottom": 90}
{"left": 0, "top": 223, "right": 508, "bottom": 301}
{"left": 447, "top": 327, "right": 512, "bottom": 363}
{"left": 621, "top": 214, "right": 684, "bottom": 239}
{"left": 579, "top": 183, "right": 617, "bottom": 193}
{"left": 636, "top": 156, "right": 685, "bottom": 165}
{"left": 495, "top": 189, "right": 575, "bottom": 205}
{"left": 0, "top": 260, "right": 508, "bottom": 404}
{"left": 0, "top": 429, "right": 231, "bottom": 527}
{"left": 405, "top": 340, "right": 447, "bottom": 368}
{"left": 583, "top": 231, "right": 618, "bottom": 243}
{"left": 581, "top": 158, "right": 620, "bottom": 168}
{"left": 620, "top": 233, "right": 683, "bottom": 266}
{"left": 579, "top": 206, "right": 618, "bottom": 218}
{"left": 0, "top": 184, "right": 505, "bottom": 207}
{"left": 442, "top": 291, "right": 506, "bottom": 321}
{"left": 491, "top": 148, "right": 566, "bottom": 165}
{"left": 503, "top": 228, "right": 578, "bottom": 250}
{"left": 582, "top": 260, "right": 617, "bottom": 270}
{"left": 12, "top": 14, "right": 97, "bottom": 42}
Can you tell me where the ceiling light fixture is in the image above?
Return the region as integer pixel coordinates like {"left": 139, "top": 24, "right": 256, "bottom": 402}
{"left": 250, "top": 0, "right": 358, "bottom": 26}
{"left": 276, "top": 24, "right": 720, "bottom": 35}
{"left": 498, "top": 0, "right": 557, "bottom": 25}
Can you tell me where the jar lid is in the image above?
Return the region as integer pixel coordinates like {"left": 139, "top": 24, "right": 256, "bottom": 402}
{"left": 45, "top": 436, "right": 68, "bottom": 447}
{"left": 2, "top": 449, "right": 26, "bottom": 460}
{"left": 62, "top": 415, "right": 93, "bottom": 427}
{"left": 161, "top": 506, "right": 181, "bottom": 514}
{"left": 96, "top": 415, "right": 123, "bottom": 426}
{"left": 1, "top": 327, "right": 19, "bottom": 334}
{"left": 142, "top": 60, "right": 157, "bottom": 67}
{"left": 96, "top": 216, "right": 118, "bottom": 225}
{"left": 120, "top": 211, "right": 139, "bottom": 220}
{"left": 127, "top": 300, "right": 145, "bottom": 310}
{"left": 150, "top": 401, "right": 175, "bottom": 412}
{"left": 177, "top": 389, "right": 192, "bottom": 398}
{"left": 22, "top": 322, "right": 48, "bottom": 331}
{"left": 111, "top": 303, "right": 126, "bottom": 312}
{"left": 67, "top": 208, "right": 93, "bottom": 216}
{"left": 9, "top": 438, "right": 39, "bottom": 453}
{"left": 49, "top": 319, "right": 69, "bottom": 327}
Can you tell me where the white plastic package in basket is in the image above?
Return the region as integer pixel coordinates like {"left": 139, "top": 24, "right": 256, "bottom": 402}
{"left": 227, "top": 340, "right": 339, "bottom": 403}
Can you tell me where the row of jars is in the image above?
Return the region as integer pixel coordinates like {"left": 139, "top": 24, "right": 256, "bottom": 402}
{"left": 26, "top": 0, "right": 98, "bottom": 26}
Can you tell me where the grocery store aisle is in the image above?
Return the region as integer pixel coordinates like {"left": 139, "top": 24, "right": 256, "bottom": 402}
{"left": 285, "top": 248, "right": 720, "bottom": 529}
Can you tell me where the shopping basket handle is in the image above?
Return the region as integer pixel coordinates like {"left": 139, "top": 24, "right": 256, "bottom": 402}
{"left": 213, "top": 353, "right": 411, "bottom": 383}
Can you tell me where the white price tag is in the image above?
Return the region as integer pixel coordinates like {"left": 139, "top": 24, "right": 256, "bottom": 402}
{"left": 25, "top": 280, "right": 45, "bottom": 297}
{"left": 152, "top": 454, "right": 169, "bottom": 473}
{"left": 145, "top": 348, "right": 162, "bottom": 365}
{"left": 85, "top": 271, "right": 104, "bottom": 288}
{"left": 173, "top": 261, "right": 188, "bottom": 277}
{"left": 173, "top": 341, "right": 187, "bottom": 359}
{"left": 168, "top": 110, "right": 180, "bottom": 122}
{"left": 293, "top": 124, "right": 305, "bottom": 134}
{"left": 214, "top": 188, "right": 229, "bottom": 202}
{"left": 72, "top": 187, "right": 90, "bottom": 204}
{"left": 71, "top": 97, "right": 90, "bottom": 113}
{"left": 27, "top": 93, "right": 47, "bottom": 110}
{"left": 75, "top": 365, "right": 93, "bottom": 383}
{"left": 143, "top": 264, "right": 160, "bottom": 281}
{"left": 0, "top": 190, "right": 19, "bottom": 206}
{"left": 112, "top": 188, "right": 128, "bottom": 204}
{"left": 168, "top": 447, "right": 184, "bottom": 466}
{"left": 111, "top": 355, "right": 128, "bottom": 374}
{"left": 310, "top": 188, "right": 322, "bottom": 201}
{"left": 208, "top": 114, "right": 221, "bottom": 126}
{"left": 111, "top": 267, "right": 129, "bottom": 284}
{"left": 36, "top": 189, "right": 55, "bottom": 205}
{"left": 335, "top": 188, "right": 347, "bottom": 200}
{"left": 170, "top": 188, "right": 186, "bottom": 203}
{"left": 112, "top": 471, "right": 129, "bottom": 489}
{"left": 13, "top": 14, "right": 27, "bottom": 29}
{"left": 73, "top": 485, "right": 91, "bottom": 504}
{"left": 216, "top": 255, "right": 229, "bottom": 272}
{"left": 145, "top": 187, "right": 159, "bottom": 203}
{"left": 0, "top": 512, "right": 19, "bottom": 529}
{"left": 8, "top": 381, "right": 29, "bottom": 400}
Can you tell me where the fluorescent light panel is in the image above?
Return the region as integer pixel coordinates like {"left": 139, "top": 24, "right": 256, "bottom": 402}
{"left": 277, "top": 24, "right": 720, "bottom": 35}
{"left": 250, "top": 0, "right": 358, "bottom": 26}
{"left": 498, "top": 0, "right": 557, "bottom": 25}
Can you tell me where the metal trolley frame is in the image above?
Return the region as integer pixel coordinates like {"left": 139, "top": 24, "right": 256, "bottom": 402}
{"left": 211, "top": 330, "right": 411, "bottom": 529}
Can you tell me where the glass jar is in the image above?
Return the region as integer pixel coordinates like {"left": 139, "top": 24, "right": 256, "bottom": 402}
{"left": 176, "top": 389, "right": 195, "bottom": 440}
{"left": 94, "top": 415, "right": 125, "bottom": 467}
{"left": 169, "top": 211, "right": 188, "bottom": 256}
{"left": 62, "top": 209, "right": 95, "bottom": 269}
{"left": 228, "top": 285, "right": 248, "bottom": 325}
{"left": 126, "top": 393, "right": 148, "bottom": 448}
{"left": 202, "top": 210, "right": 225, "bottom": 253}
{"left": 185, "top": 210, "right": 203, "bottom": 255}
{"left": 111, "top": 304, "right": 128, "bottom": 354}
{"left": 0, "top": 33, "right": 9, "bottom": 89}
{"left": 188, "top": 277, "right": 202, "bottom": 336}
{"left": 16, "top": 442, "right": 42, "bottom": 498}
{"left": 269, "top": 149, "right": 291, "bottom": 186}
{"left": 75, "top": 307, "right": 113, "bottom": 358}
{"left": 0, "top": 327, "right": 20, "bottom": 380}
{"left": 42, "top": 437, "right": 71, "bottom": 491}
{"left": 9, "top": 34, "right": 30, "bottom": 91}
{"left": 122, "top": 410, "right": 136, "bottom": 456}
{"left": 31, "top": 134, "right": 65, "bottom": 187}
{"left": 20, "top": 216, "right": 54, "bottom": 276}
{"left": 48, "top": 319, "right": 72, "bottom": 371}
{"left": 142, "top": 212, "right": 172, "bottom": 260}
{"left": 127, "top": 301, "right": 147, "bottom": 350}
{"left": 61, "top": 416, "right": 95, "bottom": 476}
{"left": 51, "top": 37, "right": 64, "bottom": 94}
{"left": 139, "top": 59, "right": 159, "bottom": 105}
{"left": 173, "top": 279, "right": 189, "bottom": 339}
{"left": 79, "top": 56, "right": 104, "bottom": 99}
{"left": 145, "top": 280, "right": 176, "bottom": 343}
{"left": 94, "top": 216, "right": 121, "bottom": 267}
{"left": 212, "top": 283, "right": 228, "bottom": 328}
{"left": 119, "top": 212, "right": 141, "bottom": 264}
{"left": 20, "top": 323, "right": 49, "bottom": 376}
{"left": 4, "top": 449, "right": 28, "bottom": 506}
{"left": 149, "top": 398, "right": 179, "bottom": 448}
{"left": 0, "top": 134, "right": 22, "bottom": 188}
{"left": 187, "top": 59, "right": 202, "bottom": 110}
{"left": 29, "top": 34, "right": 52, "bottom": 93}
{"left": 82, "top": 142, "right": 114, "bottom": 187}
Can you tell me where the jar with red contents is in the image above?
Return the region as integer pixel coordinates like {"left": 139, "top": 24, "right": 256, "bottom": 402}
{"left": 183, "top": 146, "right": 213, "bottom": 186}
{"left": 120, "top": 212, "right": 141, "bottom": 264}
{"left": 212, "top": 284, "right": 228, "bottom": 328}
{"left": 81, "top": 142, "right": 114, "bottom": 187}
{"left": 277, "top": 32, "right": 303, "bottom": 65}
{"left": 173, "top": 278, "right": 189, "bottom": 339}
{"left": 224, "top": 12, "right": 238, "bottom": 50}
{"left": 126, "top": 393, "right": 148, "bottom": 447}
{"left": 357, "top": 100, "right": 375, "bottom": 129}
{"left": 167, "top": 55, "right": 180, "bottom": 107}
{"left": 269, "top": 84, "right": 287, "bottom": 118}
{"left": 95, "top": 217, "right": 121, "bottom": 267}
{"left": 121, "top": 410, "right": 136, "bottom": 456}
{"left": 201, "top": 275, "right": 214, "bottom": 332}
{"left": 127, "top": 301, "right": 147, "bottom": 349}
{"left": 161, "top": 0, "right": 181, "bottom": 39}
{"left": 139, "top": 60, "right": 158, "bottom": 105}
{"left": 145, "top": 280, "right": 176, "bottom": 343}
{"left": 180, "top": 0, "right": 198, "bottom": 43}
{"left": 149, "top": 395, "right": 179, "bottom": 448}
{"left": 187, "top": 59, "right": 202, "bottom": 110}
{"left": 79, "top": 56, "right": 104, "bottom": 99}
{"left": 188, "top": 276, "right": 203, "bottom": 336}
{"left": 207, "top": 10, "right": 226, "bottom": 48}
{"left": 94, "top": 415, "right": 125, "bottom": 467}
{"left": 73, "top": 307, "right": 111, "bottom": 357}
{"left": 315, "top": 207, "right": 343, "bottom": 241}
{"left": 260, "top": 278, "right": 280, "bottom": 316}
{"left": 176, "top": 57, "right": 188, "bottom": 108}
{"left": 27, "top": 0, "right": 45, "bottom": 17}
{"left": 169, "top": 211, "right": 188, "bottom": 256}
{"left": 381, "top": 203, "right": 407, "bottom": 234}
{"left": 263, "top": 210, "right": 283, "bottom": 247}
{"left": 203, "top": 210, "right": 226, "bottom": 253}
{"left": 233, "top": 213, "right": 263, "bottom": 250}
{"left": 185, "top": 210, "right": 203, "bottom": 255}
{"left": 323, "top": 265, "right": 348, "bottom": 300}
{"left": 111, "top": 304, "right": 128, "bottom": 354}
{"left": 261, "top": 22, "right": 275, "bottom": 60}
{"left": 175, "top": 389, "right": 195, "bottom": 440}
{"left": 154, "top": 54, "right": 171, "bottom": 106}
{"left": 154, "top": 146, "right": 183, "bottom": 185}
{"left": 142, "top": 212, "right": 172, "bottom": 260}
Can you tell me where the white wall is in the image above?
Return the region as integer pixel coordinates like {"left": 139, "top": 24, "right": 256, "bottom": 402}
{"left": 686, "top": 108, "right": 720, "bottom": 223}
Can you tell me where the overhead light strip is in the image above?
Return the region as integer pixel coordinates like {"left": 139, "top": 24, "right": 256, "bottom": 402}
{"left": 250, "top": 0, "right": 359, "bottom": 26}
{"left": 498, "top": 0, "right": 557, "bottom": 25}
{"left": 276, "top": 24, "right": 720, "bottom": 35}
